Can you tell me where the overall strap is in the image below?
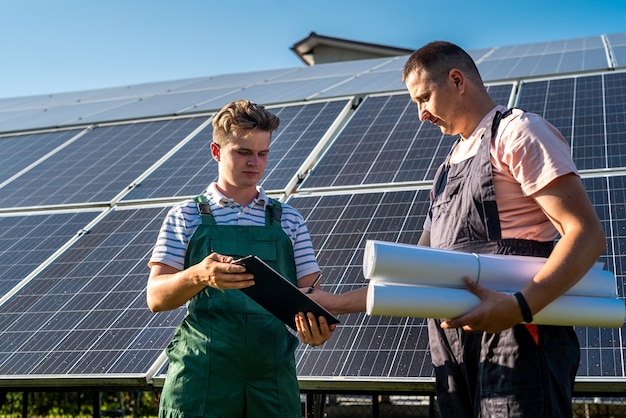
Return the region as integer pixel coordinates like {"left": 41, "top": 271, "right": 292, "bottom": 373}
{"left": 490, "top": 108, "right": 516, "bottom": 140}
{"left": 266, "top": 198, "right": 283, "bottom": 226}
{"left": 193, "top": 195, "right": 217, "bottom": 226}
{"left": 194, "top": 195, "right": 282, "bottom": 227}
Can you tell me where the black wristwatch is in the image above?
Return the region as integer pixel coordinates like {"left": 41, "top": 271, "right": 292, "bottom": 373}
{"left": 513, "top": 291, "right": 533, "bottom": 323}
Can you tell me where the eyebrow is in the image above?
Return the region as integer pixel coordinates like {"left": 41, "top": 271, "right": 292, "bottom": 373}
{"left": 234, "top": 146, "right": 270, "bottom": 153}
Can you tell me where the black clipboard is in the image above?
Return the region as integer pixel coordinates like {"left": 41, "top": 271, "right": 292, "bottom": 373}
{"left": 234, "top": 255, "right": 340, "bottom": 331}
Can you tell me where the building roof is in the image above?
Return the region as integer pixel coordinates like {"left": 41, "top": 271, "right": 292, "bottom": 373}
{"left": 291, "top": 31, "right": 414, "bottom": 65}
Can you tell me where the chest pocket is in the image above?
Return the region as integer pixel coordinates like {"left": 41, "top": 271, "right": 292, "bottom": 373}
{"left": 207, "top": 236, "right": 278, "bottom": 262}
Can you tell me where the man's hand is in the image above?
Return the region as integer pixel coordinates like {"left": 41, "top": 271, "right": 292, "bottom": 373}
{"left": 195, "top": 253, "right": 254, "bottom": 290}
{"left": 295, "top": 312, "right": 336, "bottom": 347}
{"left": 440, "top": 277, "right": 523, "bottom": 333}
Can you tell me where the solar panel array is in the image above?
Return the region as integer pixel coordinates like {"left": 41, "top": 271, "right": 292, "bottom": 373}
{"left": 0, "top": 32, "right": 625, "bottom": 391}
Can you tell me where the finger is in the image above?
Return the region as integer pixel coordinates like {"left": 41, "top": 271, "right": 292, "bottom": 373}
{"left": 296, "top": 313, "right": 311, "bottom": 333}
{"left": 463, "top": 277, "right": 484, "bottom": 298}
{"left": 316, "top": 316, "right": 333, "bottom": 340}
{"left": 216, "top": 275, "right": 254, "bottom": 289}
{"left": 317, "top": 316, "right": 329, "bottom": 333}
{"left": 305, "top": 312, "right": 322, "bottom": 336}
{"left": 219, "top": 254, "right": 234, "bottom": 263}
{"left": 440, "top": 315, "right": 467, "bottom": 329}
{"left": 223, "top": 261, "right": 245, "bottom": 274}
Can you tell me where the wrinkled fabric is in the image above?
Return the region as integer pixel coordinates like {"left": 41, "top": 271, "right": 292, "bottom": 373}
{"left": 428, "top": 111, "right": 579, "bottom": 418}
{"left": 159, "top": 199, "right": 301, "bottom": 418}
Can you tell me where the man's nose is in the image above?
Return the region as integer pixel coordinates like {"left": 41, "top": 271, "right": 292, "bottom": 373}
{"left": 416, "top": 104, "right": 428, "bottom": 122}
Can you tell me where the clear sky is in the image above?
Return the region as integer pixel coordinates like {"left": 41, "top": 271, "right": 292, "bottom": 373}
{"left": 1, "top": 0, "right": 624, "bottom": 99}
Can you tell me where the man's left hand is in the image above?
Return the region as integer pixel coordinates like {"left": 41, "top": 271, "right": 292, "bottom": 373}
{"left": 295, "top": 312, "right": 336, "bottom": 347}
{"left": 440, "top": 277, "right": 523, "bottom": 333}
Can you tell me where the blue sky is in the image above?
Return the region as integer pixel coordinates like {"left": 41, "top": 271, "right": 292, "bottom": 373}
{"left": 1, "top": 0, "right": 624, "bottom": 99}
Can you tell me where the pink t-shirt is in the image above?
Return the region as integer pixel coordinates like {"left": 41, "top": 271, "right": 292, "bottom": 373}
{"left": 425, "top": 105, "right": 578, "bottom": 242}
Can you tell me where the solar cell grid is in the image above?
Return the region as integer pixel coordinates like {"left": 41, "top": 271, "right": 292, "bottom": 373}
{"left": 517, "top": 74, "right": 626, "bottom": 171}
{"left": 0, "top": 129, "right": 82, "bottom": 184}
{"left": 0, "top": 206, "right": 186, "bottom": 376}
{"left": 576, "top": 176, "right": 625, "bottom": 376}
{"left": 121, "top": 100, "right": 349, "bottom": 201}
{"left": 604, "top": 72, "right": 626, "bottom": 168}
{"left": 573, "top": 76, "right": 606, "bottom": 170}
{"left": 290, "top": 190, "right": 434, "bottom": 378}
{"left": 191, "top": 78, "right": 350, "bottom": 113}
{"left": 302, "top": 85, "right": 512, "bottom": 189}
{"left": 517, "top": 78, "right": 575, "bottom": 142}
{"left": 0, "top": 211, "right": 100, "bottom": 298}
{"left": 292, "top": 176, "right": 625, "bottom": 379}
{"left": 0, "top": 117, "right": 207, "bottom": 209}
{"left": 478, "top": 37, "right": 608, "bottom": 79}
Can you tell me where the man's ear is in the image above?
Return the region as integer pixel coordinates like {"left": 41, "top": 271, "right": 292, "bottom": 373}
{"left": 210, "top": 142, "right": 220, "bottom": 161}
{"left": 449, "top": 69, "right": 465, "bottom": 92}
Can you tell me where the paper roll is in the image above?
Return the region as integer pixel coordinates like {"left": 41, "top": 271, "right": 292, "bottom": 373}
{"left": 363, "top": 240, "right": 616, "bottom": 298}
{"left": 366, "top": 281, "right": 626, "bottom": 328}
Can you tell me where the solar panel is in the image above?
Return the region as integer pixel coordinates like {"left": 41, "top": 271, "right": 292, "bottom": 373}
{"left": 122, "top": 100, "right": 350, "bottom": 201}
{"left": 76, "top": 88, "right": 240, "bottom": 124}
{"left": 290, "top": 189, "right": 433, "bottom": 379}
{"left": 605, "top": 72, "right": 626, "bottom": 169}
{"left": 0, "top": 31, "right": 625, "bottom": 395}
{"left": 190, "top": 77, "right": 352, "bottom": 112}
{"left": 578, "top": 176, "right": 625, "bottom": 376}
{"left": 0, "top": 205, "right": 185, "bottom": 377}
{"left": 478, "top": 36, "right": 608, "bottom": 80}
{"left": 172, "top": 68, "right": 300, "bottom": 92}
{"left": 0, "top": 210, "right": 101, "bottom": 298}
{"left": 289, "top": 175, "right": 625, "bottom": 379}
{"left": 274, "top": 58, "right": 395, "bottom": 81}
{"left": 300, "top": 85, "right": 513, "bottom": 189}
{"left": 607, "top": 33, "right": 626, "bottom": 67}
{"left": 518, "top": 72, "right": 626, "bottom": 171}
{"left": 0, "top": 129, "right": 82, "bottom": 184}
{"left": 0, "top": 98, "right": 140, "bottom": 133}
{"left": 315, "top": 71, "right": 406, "bottom": 99}
{"left": 0, "top": 117, "right": 208, "bottom": 208}
{"left": 0, "top": 177, "right": 623, "bottom": 381}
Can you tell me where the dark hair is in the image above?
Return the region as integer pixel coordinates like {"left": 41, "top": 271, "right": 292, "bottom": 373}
{"left": 401, "top": 41, "right": 483, "bottom": 86}
{"left": 212, "top": 99, "right": 280, "bottom": 145}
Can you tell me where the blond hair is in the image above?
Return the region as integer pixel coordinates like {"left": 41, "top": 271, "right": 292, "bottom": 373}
{"left": 212, "top": 100, "right": 280, "bottom": 146}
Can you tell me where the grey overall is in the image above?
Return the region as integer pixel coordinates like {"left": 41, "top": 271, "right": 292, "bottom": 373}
{"left": 428, "top": 110, "right": 580, "bottom": 417}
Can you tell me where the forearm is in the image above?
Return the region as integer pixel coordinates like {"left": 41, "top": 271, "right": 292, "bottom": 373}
{"left": 321, "top": 286, "right": 368, "bottom": 315}
{"left": 147, "top": 264, "right": 205, "bottom": 312}
{"left": 518, "top": 173, "right": 607, "bottom": 317}
{"left": 521, "top": 225, "right": 606, "bottom": 316}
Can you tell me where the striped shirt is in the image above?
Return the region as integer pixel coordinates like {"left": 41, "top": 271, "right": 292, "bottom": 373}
{"left": 149, "top": 183, "right": 319, "bottom": 280}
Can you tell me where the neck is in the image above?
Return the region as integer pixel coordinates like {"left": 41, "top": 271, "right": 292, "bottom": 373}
{"left": 459, "top": 96, "right": 497, "bottom": 140}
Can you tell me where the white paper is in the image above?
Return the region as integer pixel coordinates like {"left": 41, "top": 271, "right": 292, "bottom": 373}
{"left": 363, "top": 240, "right": 616, "bottom": 298}
{"left": 366, "top": 281, "right": 626, "bottom": 328}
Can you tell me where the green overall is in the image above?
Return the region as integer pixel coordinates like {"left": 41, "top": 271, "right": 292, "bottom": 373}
{"left": 159, "top": 197, "right": 301, "bottom": 418}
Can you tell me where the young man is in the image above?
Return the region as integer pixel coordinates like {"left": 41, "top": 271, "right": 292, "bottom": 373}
{"left": 147, "top": 99, "right": 334, "bottom": 418}
{"left": 312, "top": 42, "right": 606, "bottom": 417}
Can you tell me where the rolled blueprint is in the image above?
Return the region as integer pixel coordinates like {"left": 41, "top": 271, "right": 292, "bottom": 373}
{"left": 366, "top": 281, "right": 626, "bottom": 328}
{"left": 363, "top": 240, "right": 616, "bottom": 298}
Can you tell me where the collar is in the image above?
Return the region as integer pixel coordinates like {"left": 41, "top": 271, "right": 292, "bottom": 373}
{"left": 205, "top": 183, "right": 268, "bottom": 208}
{"left": 467, "top": 105, "right": 508, "bottom": 142}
